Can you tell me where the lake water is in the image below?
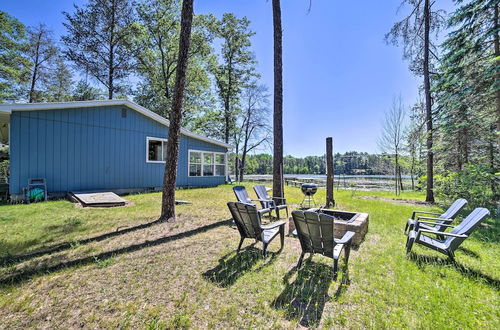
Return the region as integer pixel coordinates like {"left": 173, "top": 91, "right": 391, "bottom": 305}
{"left": 243, "top": 174, "right": 415, "bottom": 191}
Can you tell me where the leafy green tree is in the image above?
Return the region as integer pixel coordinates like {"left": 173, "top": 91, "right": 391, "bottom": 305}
{"left": 130, "top": 0, "right": 215, "bottom": 126}
{"left": 235, "top": 83, "right": 271, "bottom": 181}
{"left": 406, "top": 96, "right": 426, "bottom": 190}
{"left": 46, "top": 56, "right": 73, "bottom": 102}
{"left": 211, "top": 13, "right": 258, "bottom": 144}
{"left": 71, "top": 80, "right": 104, "bottom": 101}
{"left": 62, "top": 0, "right": 136, "bottom": 99}
{"left": 0, "top": 11, "right": 30, "bottom": 102}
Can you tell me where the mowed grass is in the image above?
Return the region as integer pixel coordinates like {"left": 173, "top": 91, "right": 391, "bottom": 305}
{"left": 0, "top": 184, "right": 498, "bottom": 328}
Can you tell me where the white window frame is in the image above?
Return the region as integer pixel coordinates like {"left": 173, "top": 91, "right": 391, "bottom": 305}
{"left": 146, "top": 136, "right": 168, "bottom": 163}
{"left": 188, "top": 149, "right": 227, "bottom": 177}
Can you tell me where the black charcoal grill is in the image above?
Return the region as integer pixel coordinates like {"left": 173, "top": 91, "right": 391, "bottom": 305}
{"left": 300, "top": 183, "right": 318, "bottom": 208}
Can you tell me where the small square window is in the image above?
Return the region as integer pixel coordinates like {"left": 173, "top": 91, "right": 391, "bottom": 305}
{"left": 147, "top": 137, "right": 167, "bottom": 162}
{"left": 148, "top": 140, "right": 163, "bottom": 161}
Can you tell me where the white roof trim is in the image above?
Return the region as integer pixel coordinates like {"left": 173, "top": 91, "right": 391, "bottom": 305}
{"left": 0, "top": 100, "right": 232, "bottom": 149}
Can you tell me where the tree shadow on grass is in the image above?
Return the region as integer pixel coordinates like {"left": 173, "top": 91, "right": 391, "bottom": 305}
{"left": 456, "top": 247, "right": 481, "bottom": 259}
{"left": 271, "top": 259, "right": 350, "bottom": 328}
{"left": 408, "top": 252, "right": 500, "bottom": 290}
{"left": 0, "top": 218, "right": 166, "bottom": 267}
{"left": 202, "top": 245, "right": 279, "bottom": 287}
{"left": 0, "top": 219, "right": 232, "bottom": 287}
{"left": 474, "top": 217, "right": 500, "bottom": 243}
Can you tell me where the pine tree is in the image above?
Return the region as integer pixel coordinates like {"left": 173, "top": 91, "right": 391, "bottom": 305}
{"left": 0, "top": 11, "right": 30, "bottom": 102}
{"left": 62, "top": 0, "right": 135, "bottom": 99}
{"left": 160, "top": 0, "right": 194, "bottom": 221}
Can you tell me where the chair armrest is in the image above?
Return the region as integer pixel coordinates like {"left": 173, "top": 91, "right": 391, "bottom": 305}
{"left": 257, "top": 208, "right": 272, "bottom": 216}
{"left": 272, "top": 197, "right": 287, "bottom": 206}
{"left": 253, "top": 199, "right": 274, "bottom": 204}
{"left": 411, "top": 210, "right": 441, "bottom": 219}
{"left": 416, "top": 220, "right": 455, "bottom": 228}
{"left": 335, "top": 231, "right": 355, "bottom": 244}
{"left": 417, "top": 229, "right": 468, "bottom": 239}
{"left": 261, "top": 221, "right": 286, "bottom": 230}
{"left": 416, "top": 216, "right": 453, "bottom": 222}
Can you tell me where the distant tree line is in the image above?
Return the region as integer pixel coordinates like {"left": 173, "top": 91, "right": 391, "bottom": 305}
{"left": 238, "top": 152, "right": 399, "bottom": 176}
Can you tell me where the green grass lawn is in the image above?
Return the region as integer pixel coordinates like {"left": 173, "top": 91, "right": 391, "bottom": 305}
{"left": 0, "top": 184, "right": 498, "bottom": 328}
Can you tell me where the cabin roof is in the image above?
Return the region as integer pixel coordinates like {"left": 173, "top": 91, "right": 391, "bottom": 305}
{"left": 0, "top": 100, "right": 231, "bottom": 149}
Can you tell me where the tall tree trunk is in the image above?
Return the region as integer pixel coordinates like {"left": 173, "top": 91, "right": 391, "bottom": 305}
{"left": 395, "top": 153, "right": 399, "bottom": 195}
{"left": 108, "top": 1, "right": 115, "bottom": 100}
{"left": 495, "top": 4, "right": 500, "bottom": 147}
{"left": 224, "top": 62, "right": 233, "bottom": 144}
{"left": 398, "top": 165, "right": 403, "bottom": 192}
{"left": 272, "top": 0, "right": 284, "bottom": 199}
{"left": 234, "top": 153, "right": 239, "bottom": 181}
{"left": 423, "top": 0, "right": 434, "bottom": 202}
{"left": 239, "top": 152, "right": 246, "bottom": 182}
{"left": 233, "top": 138, "right": 239, "bottom": 181}
{"left": 28, "top": 31, "right": 42, "bottom": 103}
{"left": 239, "top": 108, "right": 252, "bottom": 182}
{"left": 159, "top": 0, "right": 194, "bottom": 221}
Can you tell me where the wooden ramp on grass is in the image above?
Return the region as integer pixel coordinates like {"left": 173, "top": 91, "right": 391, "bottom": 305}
{"left": 71, "top": 191, "right": 127, "bottom": 207}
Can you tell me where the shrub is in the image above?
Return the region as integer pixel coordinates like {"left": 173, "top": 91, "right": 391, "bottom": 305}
{"left": 0, "top": 160, "right": 8, "bottom": 183}
{"left": 434, "top": 163, "right": 497, "bottom": 210}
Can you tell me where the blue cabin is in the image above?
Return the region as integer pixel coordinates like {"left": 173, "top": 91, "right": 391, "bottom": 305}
{"left": 0, "top": 100, "right": 231, "bottom": 200}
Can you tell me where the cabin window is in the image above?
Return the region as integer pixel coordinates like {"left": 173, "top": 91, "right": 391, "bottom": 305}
{"left": 189, "top": 151, "right": 202, "bottom": 176}
{"left": 147, "top": 137, "right": 168, "bottom": 163}
{"left": 215, "top": 154, "right": 226, "bottom": 176}
{"left": 189, "top": 150, "right": 226, "bottom": 177}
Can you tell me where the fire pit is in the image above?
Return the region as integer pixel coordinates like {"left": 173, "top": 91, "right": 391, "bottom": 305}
{"left": 289, "top": 208, "right": 369, "bottom": 246}
{"left": 300, "top": 183, "right": 318, "bottom": 208}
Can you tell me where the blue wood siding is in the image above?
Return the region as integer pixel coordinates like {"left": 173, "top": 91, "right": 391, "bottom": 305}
{"left": 9, "top": 105, "right": 228, "bottom": 194}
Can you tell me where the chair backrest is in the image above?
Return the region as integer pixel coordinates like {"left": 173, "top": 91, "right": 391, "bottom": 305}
{"left": 441, "top": 198, "right": 468, "bottom": 219}
{"left": 253, "top": 185, "right": 273, "bottom": 209}
{"left": 292, "top": 210, "right": 336, "bottom": 258}
{"left": 432, "top": 198, "right": 468, "bottom": 232}
{"left": 233, "top": 186, "right": 252, "bottom": 204}
{"left": 227, "top": 202, "right": 263, "bottom": 239}
{"left": 445, "top": 207, "right": 490, "bottom": 251}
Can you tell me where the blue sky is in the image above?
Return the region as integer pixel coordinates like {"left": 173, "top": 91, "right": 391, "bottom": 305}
{"left": 2, "top": 0, "right": 455, "bottom": 156}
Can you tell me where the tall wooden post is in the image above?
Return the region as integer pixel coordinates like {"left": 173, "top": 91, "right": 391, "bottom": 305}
{"left": 326, "top": 137, "right": 335, "bottom": 208}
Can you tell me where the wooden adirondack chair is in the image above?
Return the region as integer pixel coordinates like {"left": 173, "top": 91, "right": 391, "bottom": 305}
{"left": 292, "top": 210, "right": 355, "bottom": 280}
{"left": 227, "top": 202, "right": 286, "bottom": 256}
{"left": 253, "top": 184, "right": 289, "bottom": 220}
{"left": 404, "top": 198, "right": 468, "bottom": 235}
{"left": 406, "top": 207, "right": 490, "bottom": 261}
{"left": 232, "top": 185, "right": 272, "bottom": 218}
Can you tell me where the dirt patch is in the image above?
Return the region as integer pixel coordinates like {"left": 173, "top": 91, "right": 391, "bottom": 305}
{"left": 356, "top": 196, "right": 431, "bottom": 206}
